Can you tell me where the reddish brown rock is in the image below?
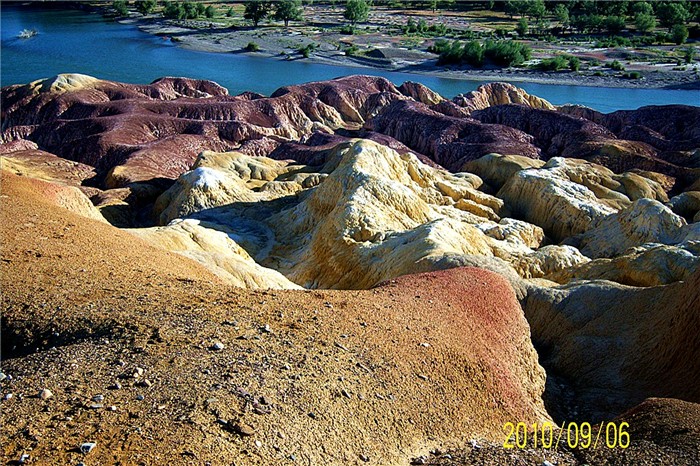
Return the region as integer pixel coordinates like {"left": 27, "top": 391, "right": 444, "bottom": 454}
{"left": 1, "top": 75, "right": 409, "bottom": 186}
{"left": 365, "top": 99, "right": 540, "bottom": 171}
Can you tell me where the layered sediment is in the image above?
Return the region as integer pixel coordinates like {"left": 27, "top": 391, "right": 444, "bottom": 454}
{"left": 2, "top": 74, "right": 699, "bottom": 464}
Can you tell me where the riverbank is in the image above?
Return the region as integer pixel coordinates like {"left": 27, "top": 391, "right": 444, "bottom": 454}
{"left": 120, "top": 6, "right": 700, "bottom": 91}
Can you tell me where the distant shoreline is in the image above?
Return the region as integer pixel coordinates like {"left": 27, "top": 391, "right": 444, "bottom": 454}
{"left": 119, "top": 13, "right": 700, "bottom": 92}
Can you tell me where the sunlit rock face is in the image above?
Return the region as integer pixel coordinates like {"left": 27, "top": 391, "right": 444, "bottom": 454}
{"left": 2, "top": 74, "right": 700, "bottom": 430}
{"left": 153, "top": 140, "right": 593, "bottom": 290}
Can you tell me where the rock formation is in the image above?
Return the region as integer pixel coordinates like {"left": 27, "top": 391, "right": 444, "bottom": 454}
{"left": 525, "top": 267, "right": 700, "bottom": 421}
{"left": 1, "top": 74, "right": 699, "bottom": 463}
{"left": 1, "top": 167, "right": 551, "bottom": 464}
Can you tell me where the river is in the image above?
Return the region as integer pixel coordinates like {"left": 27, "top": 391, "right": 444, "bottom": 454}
{"left": 1, "top": 3, "right": 696, "bottom": 112}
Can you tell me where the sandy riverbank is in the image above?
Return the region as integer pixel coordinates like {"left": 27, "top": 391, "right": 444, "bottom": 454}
{"left": 124, "top": 13, "right": 700, "bottom": 91}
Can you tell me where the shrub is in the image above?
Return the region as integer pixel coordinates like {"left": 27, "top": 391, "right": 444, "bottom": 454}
{"left": 462, "top": 40, "right": 485, "bottom": 67}
{"left": 608, "top": 60, "right": 625, "bottom": 71}
{"left": 113, "top": 0, "right": 128, "bottom": 16}
{"left": 672, "top": 24, "right": 689, "bottom": 45}
{"left": 605, "top": 15, "right": 626, "bottom": 34}
{"left": 298, "top": 43, "right": 317, "bottom": 58}
{"left": 593, "top": 71, "right": 605, "bottom": 76}
{"left": 622, "top": 71, "right": 643, "bottom": 79}
{"left": 483, "top": 39, "right": 531, "bottom": 67}
{"left": 596, "top": 36, "right": 632, "bottom": 48}
{"left": 568, "top": 56, "right": 581, "bottom": 71}
{"left": 537, "top": 56, "right": 569, "bottom": 71}
{"left": 204, "top": 5, "right": 216, "bottom": 18}
{"left": 344, "top": 44, "right": 360, "bottom": 56}
{"left": 682, "top": 46, "right": 696, "bottom": 64}
{"left": 435, "top": 39, "right": 530, "bottom": 68}
{"left": 245, "top": 41, "right": 260, "bottom": 52}
{"left": 428, "top": 38, "right": 450, "bottom": 54}
{"left": 437, "top": 40, "right": 465, "bottom": 65}
{"left": 339, "top": 25, "right": 355, "bottom": 34}
{"left": 136, "top": 0, "right": 157, "bottom": 15}
{"left": 516, "top": 17, "right": 528, "bottom": 37}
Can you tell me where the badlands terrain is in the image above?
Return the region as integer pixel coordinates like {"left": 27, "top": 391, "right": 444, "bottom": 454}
{"left": 1, "top": 74, "right": 699, "bottom": 465}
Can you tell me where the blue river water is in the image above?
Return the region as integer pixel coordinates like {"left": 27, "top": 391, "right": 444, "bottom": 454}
{"left": 1, "top": 3, "right": 697, "bottom": 112}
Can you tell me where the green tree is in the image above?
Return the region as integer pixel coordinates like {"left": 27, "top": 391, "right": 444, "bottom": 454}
{"left": 135, "top": 0, "right": 156, "bottom": 15}
{"left": 344, "top": 0, "right": 370, "bottom": 26}
{"left": 635, "top": 12, "right": 656, "bottom": 33}
{"left": 204, "top": 5, "right": 216, "bottom": 18}
{"left": 569, "top": 56, "right": 580, "bottom": 71}
{"left": 244, "top": 0, "right": 271, "bottom": 27}
{"left": 682, "top": 46, "right": 696, "bottom": 63}
{"left": 632, "top": 1, "right": 654, "bottom": 16}
{"left": 182, "top": 2, "right": 198, "bottom": 19}
{"left": 113, "top": 0, "right": 128, "bottom": 16}
{"left": 554, "top": 4, "right": 569, "bottom": 27}
{"left": 163, "top": 2, "right": 185, "bottom": 19}
{"left": 516, "top": 17, "right": 528, "bottom": 36}
{"left": 195, "top": 2, "right": 206, "bottom": 17}
{"left": 275, "top": 0, "right": 304, "bottom": 27}
{"left": 657, "top": 2, "right": 690, "bottom": 30}
{"left": 604, "top": 0, "right": 629, "bottom": 17}
{"left": 605, "top": 15, "right": 626, "bottom": 34}
{"left": 510, "top": 0, "right": 530, "bottom": 17}
{"left": 528, "top": 0, "right": 546, "bottom": 20}
{"left": 671, "top": 23, "right": 689, "bottom": 44}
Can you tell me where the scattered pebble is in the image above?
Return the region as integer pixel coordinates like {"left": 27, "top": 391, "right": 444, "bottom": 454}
{"left": 341, "top": 388, "right": 352, "bottom": 399}
{"left": 109, "top": 406, "right": 117, "bottom": 411}
{"left": 419, "top": 342, "right": 430, "bottom": 348}
{"left": 334, "top": 342, "right": 349, "bottom": 351}
{"left": 261, "top": 324, "right": 272, "bottom": 333}
{"left": 543, "top": 461, "right": 554, "bottom": 466}
{"left": 211, "top": 342, "right": 225, "bottom": 351}
{"left": 110, "top": 382, "right": 122, "bottom": 390}
{"left": 4, "top": 393, "right": 13, "bottom": 400}
{"left": 411, "top": 457, "right": 427, "bottom": 465}
{"left": 80, "top": 442, "right": 96, "bottom": 454}
{"left": 136, "top": 394, "right": 144, "bottom": 401}
{"left": 359, "top": 453, "right": 369, "bottom": 462}
{"left": 470, "top": 439, "right": 481, "bottom": 449}
{"left": 277, "top": 431, "right": 286, "bottom": 439}
{"left": 133, "top": 367, "right": 145, "bottom": 378}
{"left": 0, "top": 372, "right": 6, "bottom": 382}
{"left": 308, "top": 412, "right": 317, "bottom": 419}
{"left": 19, "top": 453, "right": 30, "bottom": 463}
{"left": 138, "top": 379, "right": 153, "bottom": 388}
{"left": 233, "top": 422, "right": 255, "bottom": 436}
{"left": 254, "top": 440, "right": 262, "bottom": 448}
{"left": 88, "top": 403, "right": 104, "bottom": 409}
{"left": 417, "top": 374, "right": 428, "bottom": 381}
{"left": 38, "top": 388, "right": 53, "bottom": 400}
{"left": 93, "top": 395, "right": 104, "bottom": 402}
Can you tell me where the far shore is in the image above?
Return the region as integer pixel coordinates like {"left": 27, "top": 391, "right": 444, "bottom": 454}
{"left": 119, "top": 12, "right": 700, "bottom": 92}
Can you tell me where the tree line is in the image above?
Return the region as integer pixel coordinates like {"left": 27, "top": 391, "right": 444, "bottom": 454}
{"left": 112, "top": 0, "right": 373, "bottom": 28}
